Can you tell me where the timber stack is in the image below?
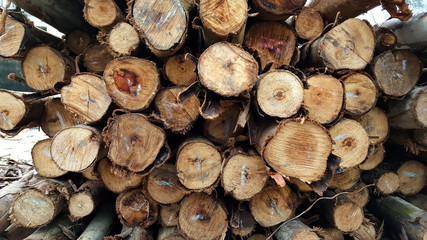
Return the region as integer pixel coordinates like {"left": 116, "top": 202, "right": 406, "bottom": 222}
{"left": 0, "top": 0, "right": 426, "bottom": 239}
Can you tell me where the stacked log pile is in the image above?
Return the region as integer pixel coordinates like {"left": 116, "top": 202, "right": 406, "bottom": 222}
{"left": 0, "top": 0, "right": 426, "bottom": 239}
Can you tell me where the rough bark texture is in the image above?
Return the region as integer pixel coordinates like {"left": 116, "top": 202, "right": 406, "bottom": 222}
{"left": 251, "top": 0, "right": 306, "bottom": 21}
{"left": 273, "top": 218, "right": 320, "bottom": 240}
{"left": 77, "top": 200, "right": 115, "bottom": 240}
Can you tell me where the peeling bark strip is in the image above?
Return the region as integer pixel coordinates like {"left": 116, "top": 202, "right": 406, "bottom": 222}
{"left": 251, "top": 0, "right": 306, "bottom": 21}
{"left": 131, "top": 0, "right": 187, "bottom": 58}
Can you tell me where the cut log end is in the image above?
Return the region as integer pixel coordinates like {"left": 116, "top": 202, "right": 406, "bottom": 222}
{"left": 376, "top": 172, "right": 399, "bottom": 195}
{"left": 356, "top": 107, "right": 389, "bottom": 145}
{"left": 0, "top": 16, "right": 25, "bottom": 57}
{"left": 0, "top": 90, "right": 26, "bottom": 131}
{"left": 98, "top": 158, "right": 143, "bottom": 193}
{"left": 251, "top": 0, "right": 306, "bottom": 21}
{"left": 83, "top": 44, "right": 115, "bottom": 73}
{"left": 333, "top": 202, "right": 363, "bottom": 232}
{"left": 342, "top": 72, "right": 377, "bottom": 116}
{"left": 84, "top": 0, "right": 124, "bottom": 29}
{"left": 116, "top": 188, "right": 158, "bottom": 227}
{"left": 295, "top": 7, "right": 324, "bottom": 41}
{"left": 147, "top": 163, "right": 186, "bottom": 204}
{"left": 359, "top": 144, "right": 385, "bottom": 171}
{"left": 41, "top": 98, "right": 82, "bottom": 137}
{"left": 159, "top": 203, "right": 180, "bottom": 226}
{"left": 329, "top": 167, "right": 360, "bottom": 190}
{"left": 66, "top": 29, "right": 91, "bottom": 55}
{"left": 164, "top": 54, "right": 197, "bottom": 86}
{"left": 108, "top": 22, "right": 140, "bottom": 55}
{"left": 68, "top": 193, "right": 94, "bottom": 220}
{"left": 397, "top": 160, "right": 427, "bottom": 195}
{"left": 31, "top": 139, "right": 67, "bottom": 178}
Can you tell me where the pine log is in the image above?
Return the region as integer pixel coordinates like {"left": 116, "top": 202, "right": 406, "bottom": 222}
{"left": 249, "top": 180, "right": 296, "bottom": 227}
{"left": 256, "top": 69, "right": 303, "bottom": 118}
{"left": 103, "top": 57, "right": 160, "bottom": 111}
{"left": 308, "top": 18, "right": 374, "bottom": 70}
{"left": 244, "top": 22, "right": 297, "bottom": 71}
{"left": 22, "top": 45, "right": 75, "bottom": 91}
{"left": 131, "top": 0, "right": 187, "bottom": 58}
{"left": 82, "top": 162, "right": 101, "bottom": 181}
{"left": 294, "top": 7, "right": 324, "bottom": 41}
{"left": 372, "top": 50, "right": 422, "bottom": 97}
{"left": 40, "top": 98, "right": 82, "bottom": 137}
{"left": 66, "top": 29, "right": 91, "bottom": 56}
{"left": 273, "top": 218, "right": 320, "bottom": 240}
{"left": 251, "top": 0, "right": 306, "bottom": 21}
{"left": 229, "top": 203, "right": 256, "bottom": 237}
{"left": 10, "top": 0, "right": 93, "bottom": 33}
{"left": 164, "top": 53, "right": 197, "bottom": 86}
{"left": 77, "top": 200, "right": 115, "bottom": 240}
{"left": 255, "top": 118, "right": 332, "bottom": 183}
{"left": 203, "top": 100, "right": 244, "bottom": 144}
{"left": 83, "top": 44, "right": 115, "bottom": 73}
{"left": 108, "top": 22, "right": 140, "bottom": 55}
{"left": 51, "top": 125, "right": 102, "bottom": 172}
{"left": 83, "top": 0, "right": 124, "bottom": 32}
{"left": 359, "top": 144, "right": 385, "bottom": 170}
{"left": 10, "top": 179, "right": 73, "bottom": 228}
{"left": 370, "top": 196, "right": 427, "bottom": 240}
{"left": 329, "top": 167, "right": 360, "bottom": 190}
{"left": 158, "top": 226, "right": 185, "bottom": 240}
{"left": 405, "top": 194, "right": 427, "bottom": 211}
{"left": 146, "top": 163, "right": 186, "bottom": 204}
{"left": 0, "top": 90, "right": 46, "bottom": 132}
{"left": 98, "top": 158, "right": 143, "bottom": 194}
{"left": 317, "top": 191, "right": 364, "bottom": 232}
{"left": 159, "top": 203, "right": 179, "bottom": 226}
{"left": 221, "top": 148, "right": 268, "bottom": 201}
{"left": 345, "top": 182, "right": 370, "bottom": 208}
{"left": 116, "top": 188, "right": 158, "bottom": 227}
{"left": 176, "top": 137, "right": 221, "bottom": 192}
{"left": 356, "top": 107, "right": 389, "bottom": 145}
{"left": 31, "top": 138, "right": 67, "bottom": 178}
{"left": 155, "top": 86, "right": 200, "bottom": 133}
{"left": 61, "top": 73, "right": 111, "bottom": 123}
{"left": 387, "top": 85, "right": 427, "bottom": 129}
{"left": 198, "top": 42, "right": 258, "bottom": 97}
{"left": 178, "top": 192, "right": 227, "bottom": 240}
{"left": 374, "top": 27, "right": 397, "bottom": 53}
{"left": 341, "top": 72, "right": 378, "bottom": 116}
{"left": 199, "top": 0, "right": 247, "bottom": 45}
{"left": 329, "top": 118, "right": 370, "bottom": 168}
{"left": 104, "top": 112, "right": 165, "bottom": 173}
{"left": 303, "top": 74, "right": 344, "bottom": 124}
{"left": 68, "top": 180, "right": 105, "bottom": 221}
{"left": 351, "top": 220, "right": 377, "bottom": 240}
{"left": 23, "top": 216, "right": 73, "bottom": 240}
{"left": 397, "top": 160, "right": 427, "bottom": 195}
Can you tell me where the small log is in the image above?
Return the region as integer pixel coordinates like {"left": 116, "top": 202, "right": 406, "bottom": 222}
{"left": 104, "top": 112, "right": 165, "bottom": 173}
{"left": 405, "top": 194, "right": 427, "bottom": 211}
{"left": 159, "top": 203, "right": 179, "bottom": 226}
{"left": 359, "top": 144, "right": 385, "bottom": 171}
{"left": 351, "top": 219, "right": 377, "bottom": 240}
{"left": 256, "top": 69, "right": 303, "bottom": 118}
{"left": 244, "top": 22, "right": 297, "bottom": 71}
{"left": 198, "top": 42, "right": 258, "bottom": 97}
{"left": 273, "top": 218, "right": 320, "bottom": 240}
{"left": 329, "top": 167, "right": 360, "bottom": 190}
{"left": 249, "top": 180, "right": 296, "bottom": 227}
{"left": 370, "top": 196, "right": 427, "bottom": 240}
{"left": 61, "top": 73, "right": 112, "bottom": 123}
{"left": 83, "top": 0, "right": 124, "bottom": 31}
{"left": 22, "top": 45, "right": 75, "bottom": 91}
{"left": 255, "top": 118, "right": 332, "bottom": 183}
{"left": 116, "top": 188, "right": 158, "bottom": 227}
{"left": 68, "top": 180, "right": 105, "bottom": 221}
{"left": 376, "top": 172, "right": 400, "bottom": 195}
{"left": 98, "top": 158, "right": 143, "bottom": 194}
{"left": 303, "top": 74, "right": 344, "bottom": 124}
{"left": 158, "top": 226, "right": 185, "bottom": 240}
{"left": 103, "top": 57, "right": 160, "bottom": 111}
{"left": 131, "top": 0, "right": 187, "bottom": 58}
{"left": 23, "top": 216, "right": 73, "bottom": 240}
{"left": 178, "top": 192, "right": 227, "bottom": 240}
{"left": 164, "top": 53, "right": 197, "bottom": 86}
{"left": 51, "top": 125, "right": 102, "bottom": 172}
{"left": 10, "top": 179, "right": 73, "bottom": 228}
{"left": 374, "top": 27, "right": 397, "bottom": 54}
{"left": 387, "top": 85, "right": 427, "bottom": 129}
{"left": 83, "top": 44, "right": 115, "bottom": 73}
{"left": 329, "top": 118, "right": 370, "bottom": 168}
{"left": 155, "top": 86, "right": 200, "bottom": 133}
{"left": 371, "top": 50, "right": 422, "bottom": 97}
{"left": 316, "top": 191, "right": 364, "bottom": 232}
{"left": 0, "top": 90, "right": 45, "bottom": 132}
{"left": 66, "top": 29, "right": 91, "bottom": 56}
{"left": 308, "top": 18, "right": 374, "bottom": 70}
{"left": 397, "top": 160, "right": 427, "bottom": 195}
{"left": 221, "top": 148, "right": 268, "bottom": 201}
{"left": 345, "top": 183, "right": 370, "bottom": 208}
{"left": 77, "top": 200, "right": 115, "bottom": 240}
{"left": 82, "top": 163, "right": 101, "bottom": 181}
{"left": 341, "top": 72, "right": 377, "bottom": 116}
{"left": 356, "top": 107, "right": 389, "bottom": 145}
{"left": 31, "top": 138, "right": 67, "bottom": 178}
{"left": 108, "top": 22, "right": 140, "bottom": 55}
{"left": 146, "top": 163, "right": 186, "bottom": 204}
{"left": 251, "top": 0, "right": 306, "bottom": 21}
{"left": 203, "top": 100, "right": 244, "bottom": 144}
{"left": 176, "top": 137, "right": 221, "bottom": 192}
{"left": 199, "top": 0, "right": 247, "bottom": 45}
{"left": 294, "top": 7, "right": 324, "bottom": 41}
{"left": 230, "top": 203, "right": 256, "bottom": 237}
{"left": 40, "top": 98, "right": 82, "bottom": 137}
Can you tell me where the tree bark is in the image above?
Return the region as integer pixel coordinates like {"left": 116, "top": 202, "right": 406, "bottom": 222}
{"left": 77, "top": 200, "right": 115, "bottom": 240}
{"left": 83, "top": 44, "right": 115, "bottom": 73}
{"left": 108, "top": 22, "right": 140, "bottom": 55}
{"left": 273, "top": 218, "right": 320, "bottom": 240}
{"left": 116, "top": 188, "right": 159, "bottom": 227}
{"left": 23, "top": 216, "right": 73, "bottom": 240}
{"left": 164, "top": 54, "right": 197, "bottom": 86}
{"left": 68, "top": 180, "right": 106, "bottom": 221}
{"left": 374, "top": 27, "right": 397, "bottom": 54}
{"left": 83, "top": 0, "right": 125, "bottom": 32}
{"left": 40, "top": 98, "right": 83, "bottom": 137}
{"left": 146, "top": 163, "right": 186, "bottom": 204}
{"left": 294, "top": 7, "right": 324, "bottom": 41}
{"left": 405, "top": 194, "right": 427, "bottom": 211}
{"left": 397, "top": 160, "right": 427, "bottom": 195}
{"left": 31, "top": 138, "right": 67, "bottom": 178}
{"left": 98, "top": 158, "right": 143, "bottom": 194}
{"left": 251, "top": 0, "right": 306, "bottom": 21}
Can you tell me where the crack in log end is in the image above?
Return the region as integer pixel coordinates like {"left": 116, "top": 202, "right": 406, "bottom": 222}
{"left": 113, "top": 69, "right": 141, "bottom": 96}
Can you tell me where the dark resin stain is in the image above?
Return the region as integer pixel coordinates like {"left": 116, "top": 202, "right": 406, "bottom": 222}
{"left": 114, "top": 69, "right": 139, "bottom": 93}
